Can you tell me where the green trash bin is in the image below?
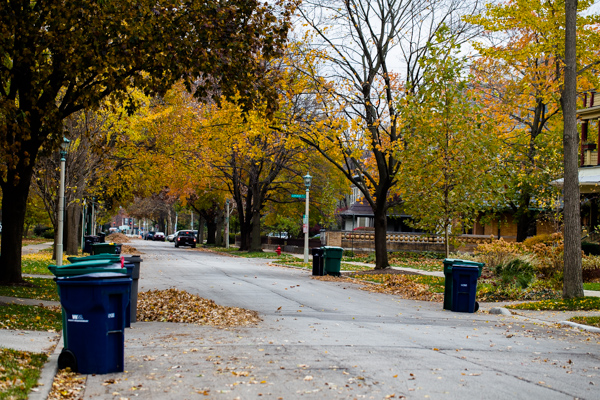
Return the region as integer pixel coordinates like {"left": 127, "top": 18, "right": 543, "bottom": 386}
{"left": 443, "top": 259, "right": 484, "bottom": 310}
{"left": 322, "top": 246, "right": 343, "bottom": 276}
{"left": 48, "top": 260, "right": 127, "bottom": 347}
{"left": 91, "top": 243, "right": 122, "bottom": 255}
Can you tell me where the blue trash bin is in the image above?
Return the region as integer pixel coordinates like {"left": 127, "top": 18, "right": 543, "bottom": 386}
{"left": 451, "top": 265, "right": 480, "bottom": 313}
{"left": 56, "top": 272, "right": 132, "bottom": 374}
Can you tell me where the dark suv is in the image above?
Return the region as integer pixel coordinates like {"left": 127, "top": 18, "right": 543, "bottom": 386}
{"left": 175, "top": 230, "right": 197, "bottom": 248}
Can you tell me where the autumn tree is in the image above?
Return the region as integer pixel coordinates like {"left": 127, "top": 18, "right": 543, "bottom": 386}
{"left": 0, "top": 0, "right": 294, "bottom": 283}
{"left": 466, "top": 0, "right": 600, "bottom": 243}
{"left": 33, "top": 109, "right": 116, "bottom": 257}
{"left": 465, "top": 0, "right": 600, "bottom": 297}
{"left": 199, "top": 96, "right": 310, "bottom": 252}
{"left": 399, "top": 29, "right": 497, "bottom": 257}
{"left": 296, "top": 0, "right": 482, "bottom": 269}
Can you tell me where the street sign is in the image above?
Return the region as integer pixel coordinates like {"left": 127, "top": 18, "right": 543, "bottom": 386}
{"left": 291, "top": 194, "right": 306, "bottom": 199}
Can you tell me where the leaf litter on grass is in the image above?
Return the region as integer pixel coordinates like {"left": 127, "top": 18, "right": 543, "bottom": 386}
{"left": 314, "top": 269, "right": 443, "bottom": 302}
{"left": 0, "top": 348, "right": 47, "bottom": 399}
{"left": 137, "top": 288, "right": 261, "bottom": 327}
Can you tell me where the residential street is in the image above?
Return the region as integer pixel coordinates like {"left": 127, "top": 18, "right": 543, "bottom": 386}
{"left": 75, "top": 239, "right": 600, "bottom": 399}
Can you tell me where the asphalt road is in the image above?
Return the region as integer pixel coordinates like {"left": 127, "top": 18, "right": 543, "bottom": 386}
{"left": 81, "top": 239, "right": 600, "bottom": 399}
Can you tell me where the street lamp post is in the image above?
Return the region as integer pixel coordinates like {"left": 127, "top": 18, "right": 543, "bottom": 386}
{"left": 303, "top": 173, "right": 312, "bottom": 263}
{"left": 56, "top": 137, "right": 70, "bottom": 266}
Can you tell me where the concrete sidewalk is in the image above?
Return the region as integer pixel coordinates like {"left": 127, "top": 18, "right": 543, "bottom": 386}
{"left": 21, "top": 242, "right": 53, "bottom": 255}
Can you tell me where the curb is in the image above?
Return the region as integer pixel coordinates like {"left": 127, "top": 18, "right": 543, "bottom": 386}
{"left": 558, "top": 320, "right": 600, "bottom": 334}
{"left": 29, "top": 333, "right": 62, "bottom": 400}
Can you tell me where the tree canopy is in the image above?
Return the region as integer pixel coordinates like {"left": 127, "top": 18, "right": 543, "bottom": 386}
{"left": 0, "top": 0, "right": 295, "bottom": 283}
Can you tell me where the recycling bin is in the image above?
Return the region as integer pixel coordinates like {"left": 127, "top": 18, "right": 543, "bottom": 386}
{"left": 443, "top": 259, "right": 484, "bottom": 310}
{"left": 311, "top": 248, "right": 324, "bottom": 276}
{"left": 451, "top": 265, "right": 480, "bottom": 313}
{"left": 123, "top": 255, "right": 143, "bottom": 324}
{"left": 55, "top": 272, "right": 132, "bottom": 374}
{"left": 322, "top": 246, "right": 343, "bottom": 277}
{"left": 92, "top": 242, "right": 122, "bottom": 255}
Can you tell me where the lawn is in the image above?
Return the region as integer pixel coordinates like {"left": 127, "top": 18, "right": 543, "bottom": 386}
{"left": 506, "top": 297, "right": 600, "bottom": 311}
{"left": 21, "top": 252, "right": 63, "bottom": 276}
{"left": 583, "top": 282, "right": 600, "bottom": 291}
{"left": 0, "top": 278, "right": 59, "bottom": 302}
{"left": 0, "top": 303, "right": 62, "bottom": 331}
{"left": 0, "top": 348, "right": 48, "bottom": 400}
{"left": 569, "top": 316, "right": 600, "bottom": 328}
{"left": 343, "top": 251, "right": 445, "bottom": 272}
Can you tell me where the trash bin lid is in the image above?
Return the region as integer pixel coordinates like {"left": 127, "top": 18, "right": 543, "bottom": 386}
{"left": 55, "top": 272, "right": 131, "bottom": 282}
{"left": 443, "top": 258, "right": 484, "bottom": 267}
{"left": 51, "top": 260, "right": 120, "bottom": 269}
{"left": 68, "top": 254, "right": 121, "bottom": 262}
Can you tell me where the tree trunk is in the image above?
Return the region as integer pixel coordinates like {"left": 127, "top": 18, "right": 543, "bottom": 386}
{"left": 197, "top": 217, "right": 205, "bottom": 245}
{"left": 65, "top": 203, "right": 82, "bottom": 255}
{"left": 445, "top": 225, "right": 450, "bottom": 258}
{"left": 373, "top": 204, "right": 389, "bottom": 270}
{"left": 562, "top": 0, "right": 584, "bottom": 299}
{"left": 206, "top": 220, "right": 216, "bottom": 245}
{"left": 515, "top": 209, "right": 533, "bottom": 243}
{"left": 215, "top": 214, "right": 223, "bottom": 247}
{"left": 239, "top": 221, "right": 251, "bottom": 251}
{"left": 250, "top": 208, "right": 262, "bottom": 252}
{"left": 0, "top": 171, "right": 34, "bottom": 283}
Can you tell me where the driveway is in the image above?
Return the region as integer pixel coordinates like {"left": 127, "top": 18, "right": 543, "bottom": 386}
{"left": 80, "top": 239, "right": 600, "bottom": 399}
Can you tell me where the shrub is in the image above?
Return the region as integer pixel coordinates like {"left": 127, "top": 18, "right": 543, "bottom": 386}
{"left": 41, "top": 229, "right": 54, "bottom": 239}
{"left": 522, "top": 234, "right": 554, "bottom": 248}
{"left": 33, "top": 225, "right": 51, "bottom": 237}
{"left": 581, "top": 241, "right": 600, "bottom": 256}
{"left": 473, "top": 239, "right": 524, "bottom": 272}
{"left": 495, "top": 258, "right": 536, "bottom": 289}
{"left": 530, "top": 241, "right": 563, "bottom": 279}
{"left": 582, "top": 255, "right": 600, "bottom": 282}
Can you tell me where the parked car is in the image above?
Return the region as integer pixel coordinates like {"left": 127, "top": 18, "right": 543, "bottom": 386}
{"left": 144, "top": 231, "right": 156, "bottom": 240}
{"left": 153, "top": 232, "right": 165, "bottom": 241}
{"left": 167, "top": 231, "right": 180, "bottom": 242}
{"left": 175, "top": 230, "right": 196, "bottom": 248}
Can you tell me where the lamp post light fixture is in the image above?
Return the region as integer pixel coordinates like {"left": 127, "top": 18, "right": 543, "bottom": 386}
{"left": 56, "top": 137, "right": 70, "bottom": 266}
{"left": 303, "top": 173, "right": 312, "bottom": 263}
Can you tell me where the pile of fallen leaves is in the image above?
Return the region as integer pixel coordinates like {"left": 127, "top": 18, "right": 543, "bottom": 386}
{"left": 137, "top": 288, "right": 261, "bottom": 327}
{"left": 119, "top": 244, "right": 139, "bottom": 254}
{"left": 105, "top": 233, "right": 130, "bottom": 243}
{"left": 352, "top": 274, "right": 442, "bottom": 301}
{"left": 47, "top": 369, "right": 85, "bottom": 400}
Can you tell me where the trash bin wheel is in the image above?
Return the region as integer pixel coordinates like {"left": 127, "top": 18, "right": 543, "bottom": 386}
{"left": 58, "top": 349, "right": 78, "bottom": 372}
{"left": 191, "top": 244, "right": 196, "bottom": 248}
{"left": 474, "top": 301, "right": 479, "bottom": 312}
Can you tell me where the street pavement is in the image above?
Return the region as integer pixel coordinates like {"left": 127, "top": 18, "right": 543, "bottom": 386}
{"left": 2, "top": 239, "right": 600, "bottom": 399}
{"left": 81, "top": 240, "right": 600, "bottom": 399}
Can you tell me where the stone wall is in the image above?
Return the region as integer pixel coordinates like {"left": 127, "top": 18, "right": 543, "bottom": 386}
{"left": 325, "top": 231, "right": 495, "bottom": 254}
